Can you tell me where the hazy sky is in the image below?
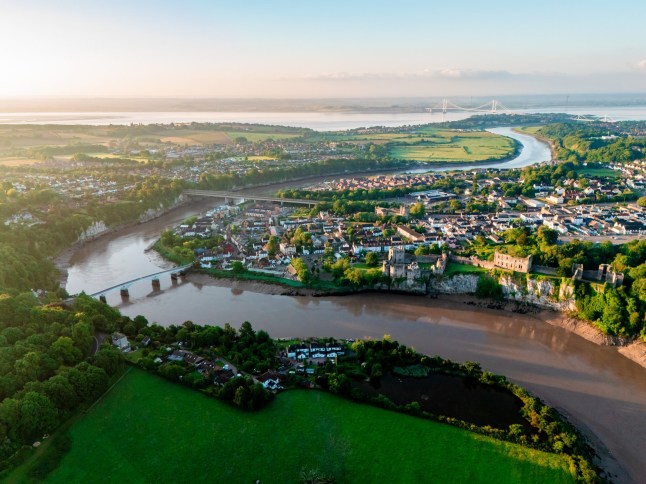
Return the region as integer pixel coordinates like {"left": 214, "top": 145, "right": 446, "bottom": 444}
{"left": 1, "top": 0, "right": 645, "bottom": 98}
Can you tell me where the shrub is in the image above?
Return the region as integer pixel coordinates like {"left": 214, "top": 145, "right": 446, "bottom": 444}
{"left": 475, "top": 275, "right": 504, "bottom": 300}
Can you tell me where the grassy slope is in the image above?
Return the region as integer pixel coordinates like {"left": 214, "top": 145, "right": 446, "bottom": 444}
{"left": 47, "top": 369, "right": 573, "bottom": 484}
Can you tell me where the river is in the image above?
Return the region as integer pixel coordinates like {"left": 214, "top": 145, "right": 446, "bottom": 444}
{"left": 63, "top": 128, "right": 646, "bottom": 483}
{"left": 3, "top": 105, "right": 646, "bottom": 129}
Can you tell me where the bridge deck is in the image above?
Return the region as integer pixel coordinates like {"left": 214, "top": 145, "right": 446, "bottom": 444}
{"left": 183, "top": 189, "right": 315, "bottom": 205}
{"left": 89, "top": 263, "right": 193, "bottom": 297}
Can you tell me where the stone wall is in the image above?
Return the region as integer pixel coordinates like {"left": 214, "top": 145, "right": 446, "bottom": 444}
{"left": 449, "top": 254, "right": 495, "bottom": 270}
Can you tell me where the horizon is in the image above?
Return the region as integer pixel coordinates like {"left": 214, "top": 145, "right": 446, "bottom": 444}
{"left": 2, "top": 0, "right": 645, "bottom": 99}
{"left": 2, "top": 93, "right": 646, "bottom": 115}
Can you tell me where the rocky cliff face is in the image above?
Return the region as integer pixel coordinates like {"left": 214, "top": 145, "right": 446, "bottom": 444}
{"left": 428, "top": 273, "right": 576, "bottom": 312}
{"left": 77, "top": 221, "right": 108, "bottom": 242}
{"left": 430, "top": 274, "right": 479, "bottom": 294}
{"left": 139, "top": 195, "right": 185, "bottom": 223}
{"left": 498, "top": 274, "right": 576, "bottom": 312}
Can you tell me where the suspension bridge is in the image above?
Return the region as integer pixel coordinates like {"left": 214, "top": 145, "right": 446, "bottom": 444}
{"left": 573, "top": 113, "right": 618, "bottom": 123}
{"left": 425, "top": 98, "right": 513, "bottom": 118}
{"left": 426, "top": 99, "right": 619, "bottom": 124}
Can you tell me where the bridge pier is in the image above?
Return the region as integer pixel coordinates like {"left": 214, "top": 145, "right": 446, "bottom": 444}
{"left": 99, "top": 295, "right": 107, "bottom": 304}
{"left": 151, "top": 278, "right": 161, "bottom": 291}
{"left": 120, "top": 287, "right": 129, "bottom": 299}
{"left": 171, "top": 272, "right": 179, "bottom": 285}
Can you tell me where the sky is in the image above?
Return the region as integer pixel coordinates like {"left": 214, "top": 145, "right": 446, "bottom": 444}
{"left": 1, "top": 0, "right": 645, "bottom": 99}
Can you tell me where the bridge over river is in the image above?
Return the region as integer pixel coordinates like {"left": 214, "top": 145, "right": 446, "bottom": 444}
{"left": 88, "top": 263, "right": 193, "bottom": 301}
{"left": 183, "top": 189, "right": 316, "bottom": 206}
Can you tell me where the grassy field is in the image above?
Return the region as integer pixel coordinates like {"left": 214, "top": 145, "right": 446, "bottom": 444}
{"left": 0, "top": 157, "right": 42, "bottom": 166}
{"left": 0, "top": 125, "right": 304, "bottom": 159}
{"left": 226, "top": 131, "right": 302, "bottom": 142}
{"left": 387, "top": 130, "right": 516, "bottom": 163}
{"left": 517, "top": 126, "right": 543, "bottom": 135}
{"left": 444, "top": 262, "right": 488, "bottom": 277}
{"left": 575, "top": 167, "right": 619, "bottom": 178}
{"left": 44, "top": 368, "right": 574, "bottom": 484}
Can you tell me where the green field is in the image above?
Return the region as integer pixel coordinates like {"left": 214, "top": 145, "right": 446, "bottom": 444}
{"left": 575, "top": 167, "right": 619, "bottom": 178}
{"left": 517, "top": 126, "right": 543, "bottom": 135}
{"left": 387, "top": 130, "right": 516, "bottom": 163}
{"left": 444, "top": 262, "right": 488, "bottom": 277}
{"left": 225, "top": 131, "right": 302, "bottom": 142}
{"left": 44, "top": 368, "right": 574, "bottom": 484}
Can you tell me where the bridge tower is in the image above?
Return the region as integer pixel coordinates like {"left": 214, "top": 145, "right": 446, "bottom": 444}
{"left": 491, "top": 99, "right": 497, "bottom": 114}
{"left": 441, "top": 98, "right": 448, "bottom": 121}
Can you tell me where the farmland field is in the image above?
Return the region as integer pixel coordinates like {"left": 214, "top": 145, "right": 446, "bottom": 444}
{"left": 388, "top": 130, "right": 517, "bottom": 163}
{"left": 225, "top": 131, "right": 302, "bottom": 142}
{"left": 44, "top": 368, "right": 574, "bottom": 484}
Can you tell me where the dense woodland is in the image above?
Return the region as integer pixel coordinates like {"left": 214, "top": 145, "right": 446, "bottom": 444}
{"left": 0, "top": 294, "right": 124, "bottom": 475}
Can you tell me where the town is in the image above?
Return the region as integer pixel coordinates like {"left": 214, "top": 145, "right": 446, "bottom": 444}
{"left": 167, "top": 169, "right": 645, "bottom": 288}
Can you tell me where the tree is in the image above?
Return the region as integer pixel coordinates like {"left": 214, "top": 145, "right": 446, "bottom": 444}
{"left": 449, "top": 199, "right": 463, "bottom": 212}
{"left": 637, "top": 196, "right": 646, "bottom": 208}
{"left": 91, "top": 345, "right": 124, "bottom": 376}
{"left": 475, "top": 275, "right": 504, "bottom": 300}
{"left": 537, "top": 226, "right": 559, "bottom": 246}
{"left": 409, "top": 202, "right": 426, "bottom": 219}
{"left": 233, "top": 385, "right": 250, "bottom": 408}
{"left": 291, "top": 258, "right": 312, "bottom": 285}
{"left": 66, "top": 363, "right": 109, "bottom": 402}
{"left": 17, "top": 392, "right": 59, "bottom": 442}
{"left": 365, "top": 252, "right": 379, "bottom": 267}
{"left": 266, "top": 236, "right": 279, "bottom": 258}
{"left": 344, "top": 267, "right": 364, "bottom": 288}
{"left": 43, "top": 375, "right": 78, "bottom": 413}
{"left": 49, "top": 336, "right": 82, "bottom": 366}
{"left": 231, "top": 260, "right": 245, "bottom": 273}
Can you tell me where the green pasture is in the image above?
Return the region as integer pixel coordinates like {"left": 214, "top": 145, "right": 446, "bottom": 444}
{"left": 444, "top": 262, "right": 488, "bottom": 277}
{"left": 44, "top": 368, "right": 574, "bottom": 484}
{"left": 389, "top": 131, "right": 516, "bottom": 163}
{"left": 517, "top": 126, "right": 543, "bottom": 135}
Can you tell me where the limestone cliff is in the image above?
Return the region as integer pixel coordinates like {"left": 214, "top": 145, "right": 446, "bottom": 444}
{"left": 77, "top": 221, "right": 108, "bottom": 242}
{"left": 427, "top": 272, "right": 576, "bottom": 312}
{"left": 498, "top": 274, "right": 577, "bottom": 312}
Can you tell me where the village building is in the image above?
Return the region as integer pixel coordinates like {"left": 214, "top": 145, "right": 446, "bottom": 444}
{"left": 111, "top": 332, "right": 130, "bottom": 351}
{"left": 493, "top": 252, "right": 533, "bottom": 273}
